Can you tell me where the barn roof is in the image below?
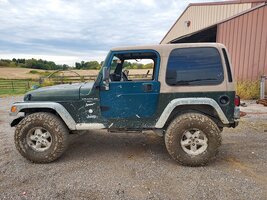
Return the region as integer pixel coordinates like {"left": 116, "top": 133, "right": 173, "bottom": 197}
{"left": 160, "top": 0, "right": 267, "bottom": 44}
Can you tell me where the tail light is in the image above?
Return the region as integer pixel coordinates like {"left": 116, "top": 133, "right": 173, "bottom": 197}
{"left": 234, "top": 95, "right": 240, "bottom": 106}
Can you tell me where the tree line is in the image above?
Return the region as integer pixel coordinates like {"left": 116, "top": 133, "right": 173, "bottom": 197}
{"left": 0, "top": 58, "right": 153, "bottom": 70}
{"left": 0, "top": 58, "right": 69, "bottom": 70}
{"left": 123, "top": 61, "right": 153, "bottom": 69}
{"left": 75, "top": 61, "right": 103, "bottom": 70}
{"left": 74, "top": 60, "right": 153, "bottom": 70}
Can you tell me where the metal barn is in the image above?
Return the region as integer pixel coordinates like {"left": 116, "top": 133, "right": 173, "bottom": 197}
{"left": 161, "top": 0, "right": 267, "bottom": 82}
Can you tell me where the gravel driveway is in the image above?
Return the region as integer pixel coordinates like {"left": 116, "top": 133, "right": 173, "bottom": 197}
{"left": 0, "top": 97, "right": 267, "bottom": 200}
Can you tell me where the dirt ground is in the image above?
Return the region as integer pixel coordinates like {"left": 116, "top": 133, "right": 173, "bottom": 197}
{"left": 0, "top": 97, "right": 267, "bottom": 200}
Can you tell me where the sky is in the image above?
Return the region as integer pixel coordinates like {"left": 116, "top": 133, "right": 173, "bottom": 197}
{"left": 0, "top": 0, "right": 221, "bottom": 66}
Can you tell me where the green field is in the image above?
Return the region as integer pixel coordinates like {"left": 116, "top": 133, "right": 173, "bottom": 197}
{"left": 0, "top": 79, "right": 39, "bottom": 97}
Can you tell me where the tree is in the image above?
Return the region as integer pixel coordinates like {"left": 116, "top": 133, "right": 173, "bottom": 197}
{"left": 0, "top": 58, "right": 69, "bottom": 70}
{"left": 84, "top": 61, "right": 101, "bottom": 70}
{"left": 75, "top": 61, "right": 101, "bottom": 70}
{"left": 75, "top": 62, "right": 82, "bottom": 69}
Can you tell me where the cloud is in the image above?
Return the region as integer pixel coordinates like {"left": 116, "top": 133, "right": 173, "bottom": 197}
{"left": 0, "top": 0, "right": 220, "bottom": 65}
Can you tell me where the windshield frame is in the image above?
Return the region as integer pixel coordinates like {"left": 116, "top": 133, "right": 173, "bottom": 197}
{"left": 94, "top": 51, "right": 111, "bottom": 87}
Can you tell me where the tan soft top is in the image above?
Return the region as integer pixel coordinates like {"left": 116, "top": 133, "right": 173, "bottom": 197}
{"left": 111, "top": 43, "right": 226, "bottom": 54}
{"left": 111, "top": 43, "right": 234, "bottom": 93}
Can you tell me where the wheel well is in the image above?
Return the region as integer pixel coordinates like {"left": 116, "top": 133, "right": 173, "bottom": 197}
{"left": 21, "top": 108, "right": 57, "bottom": 115}
{"left": 164, "top": 105, "right": 223, "bottom": 129}
{"left": 20, "top": 108, "right": 69, "bottom": 129}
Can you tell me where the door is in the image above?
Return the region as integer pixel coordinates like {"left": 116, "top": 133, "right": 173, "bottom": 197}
{"left": 99, "top": 50, "right": 160, "bottom": 119}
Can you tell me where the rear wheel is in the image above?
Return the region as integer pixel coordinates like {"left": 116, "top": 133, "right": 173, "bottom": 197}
{"left": 15, "top": 112, "right": 69, "bottom": 163}
{"left": 165, "top": 112, "right": 222, "bottom": 166}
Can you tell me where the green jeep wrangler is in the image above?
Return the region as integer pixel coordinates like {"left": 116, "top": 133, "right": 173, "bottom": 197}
{"left": 10, "top": 43, "right": 240, "bottom": 166}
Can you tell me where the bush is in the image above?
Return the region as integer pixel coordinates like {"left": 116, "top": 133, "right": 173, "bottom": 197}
{"left": 29, "top": 70, "right": 39, "bottom": 74}
{"left": 28, "top": 70, "right": 52, "bottom": 77}
{"left": 236, "top": 81, "right": 260, "bottom": 100}
{"left": 41, "top": 79, "right": 54, "bottom": 87}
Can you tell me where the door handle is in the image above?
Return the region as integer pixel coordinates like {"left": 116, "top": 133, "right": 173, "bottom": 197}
{"left": 143, "top": 83, "right": 153, "bottom": 92}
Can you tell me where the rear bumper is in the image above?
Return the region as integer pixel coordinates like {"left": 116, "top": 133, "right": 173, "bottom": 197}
{"left": 230, "top": 107, "right": 240, "bottom": 128}
{"left": 234, "top": 107, "right": 240, "bottom": 119}
{"left": 230, "top": 120, "right": 239, "bottom": 128}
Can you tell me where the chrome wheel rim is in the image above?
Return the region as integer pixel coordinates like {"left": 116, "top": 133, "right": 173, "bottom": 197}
{"left": 180, "top": 129, "right": 208, "bottom": 156}
{"left": 26, "top": 127, "right": 52, "bottom": 152}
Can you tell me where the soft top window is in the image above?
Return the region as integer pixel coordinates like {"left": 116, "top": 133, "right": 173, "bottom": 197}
{"left": 166, "top": 47, "right": 224, "bottom": 86}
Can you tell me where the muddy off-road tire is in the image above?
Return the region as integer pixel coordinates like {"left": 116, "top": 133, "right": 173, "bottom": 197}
{"left": 165, "top": 112, "right": 222, "bottom": 167}
{"left": 15, "top": 112, "right": 69, "bottom": 163}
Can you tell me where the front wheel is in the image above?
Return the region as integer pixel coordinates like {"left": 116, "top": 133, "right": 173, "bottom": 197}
{"left": 14, "top": 112, "right": 69, "bottom": 163}
{"left": 165, "top": 112, "right": 222, "bottom": 166}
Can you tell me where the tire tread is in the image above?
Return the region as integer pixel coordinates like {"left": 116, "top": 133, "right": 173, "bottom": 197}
{"left": 14, "top": 112, "right": 69, "bottom": 163}
{"left": 165, "top": 112, "right": 222, "bottom": 166}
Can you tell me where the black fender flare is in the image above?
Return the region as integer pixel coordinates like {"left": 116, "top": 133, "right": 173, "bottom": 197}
{"left": 10, "top": 116, "right": 24, "bottom": 127}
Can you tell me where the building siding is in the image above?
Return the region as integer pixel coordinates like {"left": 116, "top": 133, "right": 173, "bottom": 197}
{"left": 217, "top": 5, "right": 267, "bottom": 81}
{"left": 161, "top": 3, "right": 252, "bottom": 44}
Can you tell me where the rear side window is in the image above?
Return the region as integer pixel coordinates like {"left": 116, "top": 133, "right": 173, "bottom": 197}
{"left": 222, "top": 48, "right": 233, "bottom": 82}
{"left": 166, "top": 47, "right": 224, "bottom": 86}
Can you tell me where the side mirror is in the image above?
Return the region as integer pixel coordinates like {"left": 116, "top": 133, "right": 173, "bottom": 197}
{"left": 102, "top": 67, "right": 109, "bottom": 90}
{"left": 103, "top": 67, "right": 109, "bottom": 81}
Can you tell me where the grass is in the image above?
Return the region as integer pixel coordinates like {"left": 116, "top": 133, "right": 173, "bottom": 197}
{"left": 41, "top": 79, "right": 55, "bottom": 87}
{"left": 28, "top": 70, "right": 52, "bottom": 76}
{"left": 0, "top": 89, "right": 28, "bottom": 97}
{"left": 0, "top": 79, "right": 39, "bottom": 97}
{"left": 236, "top": 81, "right": 260, "bottom": 100}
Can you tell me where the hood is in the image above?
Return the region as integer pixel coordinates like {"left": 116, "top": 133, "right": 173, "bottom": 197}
{"left": 24, "top": 82, "right": 94, "bottom": 102}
